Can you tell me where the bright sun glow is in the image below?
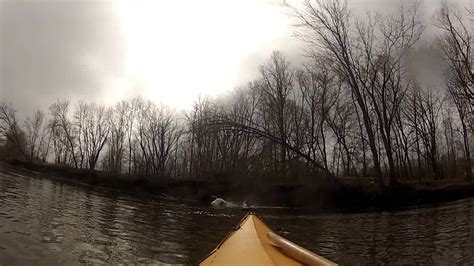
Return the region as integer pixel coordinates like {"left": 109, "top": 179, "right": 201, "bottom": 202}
{"left": 117, "top": 0, "right": 292, "bottom": 109}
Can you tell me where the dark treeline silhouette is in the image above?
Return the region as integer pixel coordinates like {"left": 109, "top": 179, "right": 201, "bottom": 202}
{"left": 0, "top": 0, "right": 473, "bottom": 193}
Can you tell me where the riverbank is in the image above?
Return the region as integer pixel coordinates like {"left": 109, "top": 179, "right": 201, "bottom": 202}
{"left": 335, "top": 177, "right": 474, "bottom": 210}
{"left": 1, "top": 159, "right": 329, "bottom": 208}
{"left": 2, "top": 158, "right": 474, "bottom": 211}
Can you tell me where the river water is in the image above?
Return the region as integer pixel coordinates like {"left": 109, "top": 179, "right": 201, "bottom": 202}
{"left": 1, "top": 166, "right": 474, "bottom": 265}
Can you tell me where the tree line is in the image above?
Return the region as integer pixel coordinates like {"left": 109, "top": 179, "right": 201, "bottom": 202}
{"left": 1, "top": 0, "right": 473, "bottom": 188}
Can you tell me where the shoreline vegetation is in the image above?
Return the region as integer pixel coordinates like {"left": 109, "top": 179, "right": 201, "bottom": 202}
{"left": 3, "top": 158, "right": 474, "bottom": 211}
{"left": 1, "top": 0, "right": 473, "bottom": 211}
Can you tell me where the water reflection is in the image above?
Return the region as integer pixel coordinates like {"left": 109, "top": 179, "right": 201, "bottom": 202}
{"left": 262, "top": 202, "right": 474, "bottom": 264}
{"left": 1, "top": 168, "right": 474, "bottom": 264}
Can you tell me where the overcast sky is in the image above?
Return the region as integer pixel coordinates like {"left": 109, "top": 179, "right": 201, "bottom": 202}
{"left": 0, "top": 0, "right": 457, "bottom": 118}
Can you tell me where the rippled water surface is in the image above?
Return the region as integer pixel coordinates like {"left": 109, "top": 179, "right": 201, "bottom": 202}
{"left": 1, "top": 165, "right": 474, "bottom": 265}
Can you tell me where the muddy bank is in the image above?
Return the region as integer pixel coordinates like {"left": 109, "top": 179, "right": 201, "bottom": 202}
{"left": 336, "top": 177, "right": 474, "bottom": 211}
{"left": 3, "top": 159, "right": 474, "bottom": 211}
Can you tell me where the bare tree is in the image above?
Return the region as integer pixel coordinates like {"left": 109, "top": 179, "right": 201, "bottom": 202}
{"left": 447, "top": 75, "right": 472, "bottom": 179}
{"left": 405, "top": 88, "right": 444, "bottom": 179}
{"left": 24, "top": 110, "right": 45, "bottom": 161}
{"left": 104, "top": 101, "right": 128, "bottom": 173}
{"left": 296, "top": 59, "right": 339, "bottom": 173}
{"left": 292, "top": 0, "right": 423, "bottom": 187}
{"left": 81, "top": 103, "right": 110, "bottom": 171}
{"left": 435, "top": 2, "right": 474, "bottom": 102}
{"left": 74, "top": 101, "right": 87, "bottom": 168}
{"left": 0, "top": 102, "right": 27, "bottom": 159}
{"left": 49, "top": 100, "right": 78, "bottom": 167}
{"left": 435, "top": 2, "right": 473, "bottom": 179}
{"left": 257, "top": 51, "right": 295, "bottom": 177}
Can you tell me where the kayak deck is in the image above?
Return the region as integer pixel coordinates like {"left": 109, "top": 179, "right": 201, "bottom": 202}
{"left": 199, "top": 213, "right": 336, "bottom": 266}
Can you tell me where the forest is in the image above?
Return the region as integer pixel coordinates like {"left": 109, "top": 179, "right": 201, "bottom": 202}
{"left": 0, "top": 0, "right": 473, "bottom": 195}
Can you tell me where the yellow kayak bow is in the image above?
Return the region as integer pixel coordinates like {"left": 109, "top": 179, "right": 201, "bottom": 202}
{"left": 200, "top": 213, "right": 337, "bottom": 266}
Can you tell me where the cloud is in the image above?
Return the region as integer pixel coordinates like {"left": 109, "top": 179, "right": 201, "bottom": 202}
{"left": 0, "top": 0, "right": 465, "bottom": 119}
{"left": 0, "top": 0, "right": 127, "bottom": 118}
